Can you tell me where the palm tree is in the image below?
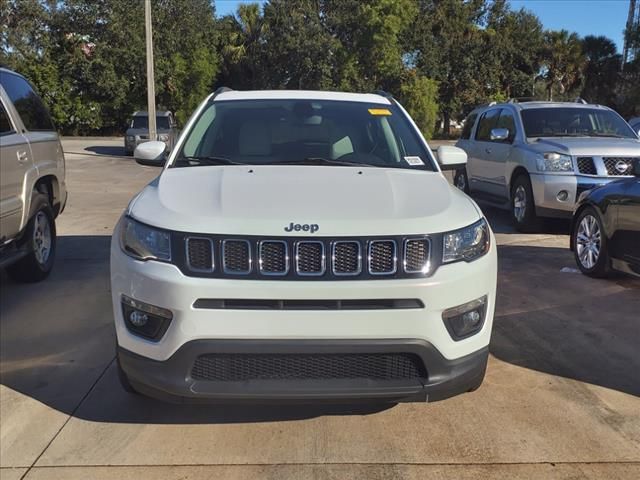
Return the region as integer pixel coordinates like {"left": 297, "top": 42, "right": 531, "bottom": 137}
{"left": 541, "top": 30, "right": 586, "bottom": 101}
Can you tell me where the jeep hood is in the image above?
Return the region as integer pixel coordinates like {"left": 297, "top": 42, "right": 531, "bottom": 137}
{"left": 526, "top": 137, "right": 640, "bottom": 156}
{"left": 129, "top": 166, "right": 481, "bottom": 236}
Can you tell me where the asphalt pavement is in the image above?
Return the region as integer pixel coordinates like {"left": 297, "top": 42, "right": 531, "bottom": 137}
{"left": 0, "top": 137, "right": 638, "bottom": 480}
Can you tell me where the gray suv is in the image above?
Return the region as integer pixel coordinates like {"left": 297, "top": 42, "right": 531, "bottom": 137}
{"left": 124, "top": 110, "right": 178, "bottom": 155}
{"left": 455, "top": 100, "right": 640, "bottom": 231}
{"left": 1, "top": 68, "right": 67, "bottom": 282}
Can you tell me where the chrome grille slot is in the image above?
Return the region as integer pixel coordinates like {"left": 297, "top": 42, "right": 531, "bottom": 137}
{"left": 222, "top": 240, "right": 252, "bottom": 274}
{"left": 404, "top": 238, "right": 431, "bottom": 273}
{"left": 186, "top": 237, "right": 214, "bottom": 272}
{"left": 368, "top": 240, "right": 397, "bottom": 275}
{"left": 603, "top": 157, "right": 635, "bottom": 176}
{"left": 259, "top": 241, "right": 288, "bottom": 275}
{"left": 577, "top": 157, "right": 597, "bottom": 175}
{"left": 332, "top": 241, "right": 361, "bottom": 275}
{"left": 295, "top": 241, "right": 325, "bottom": 276}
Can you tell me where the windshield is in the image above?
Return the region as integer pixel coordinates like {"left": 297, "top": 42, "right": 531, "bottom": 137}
{"left": 173, "top": 99, "right": 435, "bottom": 170}
{"left": 521, "top": 108, "right": 637, "bottom": 139}
{"left": 131, "top": 116, "right": 170, "bottom": 129}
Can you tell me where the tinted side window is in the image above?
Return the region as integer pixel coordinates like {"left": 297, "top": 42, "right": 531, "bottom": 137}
{"left": 495, "top": 110, "right": 516, "bottom": 143}
{"left": 460, "top": 113, "right": 478, "bottom": 140}
{"left": 0, "top": 102, "right": 14, "bottom": 135}
{"left": 475, "top": 109, "right": 500, "bottom": 141}
{"left": 0, "top": 72, "right": 55, "bottom": 132}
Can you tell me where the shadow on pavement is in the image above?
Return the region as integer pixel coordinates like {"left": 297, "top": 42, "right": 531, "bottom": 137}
{"left": 1, "top": 236, "right": 638, "bottom": 426}
{"left": 491, "top": 244, "right": 640, "bottom": 397}
{"left": 85, "top": 145, "right": 128, "bottom": 157}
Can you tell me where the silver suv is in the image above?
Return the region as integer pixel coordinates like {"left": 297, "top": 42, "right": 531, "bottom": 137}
{"left": 455, "top": 100, "right": 640, "bottom": 231}
{"left": 0, "top": 68, "right": 67, "bottom": 282}
{"left": 124, "top": 110, "right": 178, "bottom": 155}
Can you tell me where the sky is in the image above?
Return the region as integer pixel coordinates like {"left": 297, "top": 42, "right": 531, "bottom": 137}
{"left": 215, "top": 0, "right": 630, "bottom": 53}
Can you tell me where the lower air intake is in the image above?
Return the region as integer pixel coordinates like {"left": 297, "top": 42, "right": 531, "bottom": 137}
{"left": 191, "top": 353, "right": 427, "bottom": 382}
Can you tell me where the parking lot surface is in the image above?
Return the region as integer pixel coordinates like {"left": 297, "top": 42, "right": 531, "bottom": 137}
{"left": 1, "top": 138, "right": 639, "bottom": 480}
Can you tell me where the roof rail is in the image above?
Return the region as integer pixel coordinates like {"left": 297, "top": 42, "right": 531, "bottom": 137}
{"left": 212, "top": 86, "right": 233, "bottom": 99}
{"left": 373, "top": 90, "right": 394, "bottom": 99}
{"left": 488, "top": 101, "right": 497, "bottom": 106}
{"left": 574, "top": 97, "right": 588, "bottom": 104}
{"left": 507, "top": 97, "right": 536, "bottom": 104}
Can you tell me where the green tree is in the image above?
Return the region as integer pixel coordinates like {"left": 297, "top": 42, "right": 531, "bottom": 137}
{"left": 580, "top": 35, "right": 621, "bottom": 107}
{"left": 540, "top": 30, "right": 586, "bottom": 101}
{"left": 399, "top": 72, "right": 439, "bottom": 139}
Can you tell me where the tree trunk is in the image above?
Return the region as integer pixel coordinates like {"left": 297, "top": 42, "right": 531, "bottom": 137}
{"left": 443, "top": 111, "right": 451, "bottom": 138}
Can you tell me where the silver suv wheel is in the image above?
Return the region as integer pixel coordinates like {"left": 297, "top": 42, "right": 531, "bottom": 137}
{"left": 33, "top": 211, "right": 52, "bottom": 265}
{"left": 513, "top": 185, "right": 526, "bottom": 222}
{"left": 455, "top": 173, "right": 466, "bottom": 191}
{"left": 576, "top": 214, "right": 601, "bottom": 269}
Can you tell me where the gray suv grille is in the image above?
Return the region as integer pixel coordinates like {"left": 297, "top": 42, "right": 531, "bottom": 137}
{"left": 603, "top": 157, "right": 636, "bottom": 176}
{"left": 577, "top": 157, "right": 597, "bottom": 175}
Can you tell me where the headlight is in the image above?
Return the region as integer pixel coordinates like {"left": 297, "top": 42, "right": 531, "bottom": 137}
{"left": 158, "top": 133, "right": 169, "bottom": 142}
{"left": 536, "top": 152, "right": 572, "bottom": 172}
{"left": 126, "top": 135, "right": 135, "bottom": 141}
{"left": 443, "top": 218, "right": 490, "bottom": 263}
{"left": 119, "top": 216, "right": 171, "bottom": 261}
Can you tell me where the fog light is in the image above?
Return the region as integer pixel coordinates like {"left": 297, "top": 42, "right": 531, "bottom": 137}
{"left": 442, "top": 296, "right": 487, "bottom": 340}
{"left": 121, "top": 295, "right": 173, "bottom": 341}
{"left": 129, "top": 310, "right": 148, "bottom": 327}
{"left": 557, "top": 190, "right": 569, "bottom": 201}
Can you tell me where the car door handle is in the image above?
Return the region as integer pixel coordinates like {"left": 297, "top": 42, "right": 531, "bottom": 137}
{"left": 485, "top": 148, "right": 492, "bottom": 155}
{"left": 17, "top": 151, "right": 29, "bottom": 163}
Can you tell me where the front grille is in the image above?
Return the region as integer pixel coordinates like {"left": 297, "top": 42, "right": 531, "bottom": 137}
{"left": 577, "top": 157, "right": 597, "bottom": 175}
{"left": 223, "top": 240, "right": 251, "bottom": 274}
{"left": 603, "top": 157, "right": 636, "bottom": 176}
{"left": 259, "top": 241, "right": 288, "bottom": 275}
{"left": 369, "top": 240, "right": 397, "bottom": 274}
{"left": 186, "top": 237, "right": 214, "bottom": 272}
{"left": 191, "top": 353, "right": 427, "bottom": 382}
{"left": 404, "top": 239, "right": 430, "bottom": 273}
{"left": 295, "top": 241, "right": 325, "bottom": 275}
{"left": 332, "top": 241, "right": 361, "bottom": 275}
{"left": 178, "top": 235, "right": 432, "bottom": 280}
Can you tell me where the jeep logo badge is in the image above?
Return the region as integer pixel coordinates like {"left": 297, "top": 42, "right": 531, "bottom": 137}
{"left": 284, "top": 222, "right": 319, "bottom": 234}
{"left": 615, "top": 160, "right": 629, "bottom": 174}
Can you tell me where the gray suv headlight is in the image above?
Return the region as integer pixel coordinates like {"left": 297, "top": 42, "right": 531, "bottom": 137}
{"left": 120, "top": 216, "right": 171, "bottom": 261}
{"left": 443, "top": 218, "right": 490, "bottom": 263}
{"left": 158, "top": 133, "right": 169, "bottom": 142}
{"left": 536, "top": 152, "right": 572, "bottom": 172}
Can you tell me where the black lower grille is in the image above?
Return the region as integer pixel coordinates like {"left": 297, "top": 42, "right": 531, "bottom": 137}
{"left": 191, "top": 353, "right": 427, "bottom": 382}
{"left": 577, "top": 157, "right": 597, "bottom": 175}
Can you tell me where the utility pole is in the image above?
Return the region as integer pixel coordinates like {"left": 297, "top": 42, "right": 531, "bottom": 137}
{"left": 145, "top": 0, "right": 157, "bottom": 141}
{"left": 622, "top": 0, "right": 638, "bottom": 71}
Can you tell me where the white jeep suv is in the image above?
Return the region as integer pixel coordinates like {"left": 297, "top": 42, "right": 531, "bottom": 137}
{"left": 111, "top": 89, "right": 497, "bottom": 403}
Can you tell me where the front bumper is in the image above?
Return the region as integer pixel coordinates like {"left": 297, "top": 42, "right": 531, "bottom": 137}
{"left": 530, "top": 173, "right": 623, "bottom": 217}
{"left": 118, "top": 340, "right": 489, "bottom": 403}
{"left": 111, "top": 229, "right": 497, "bottom": 402}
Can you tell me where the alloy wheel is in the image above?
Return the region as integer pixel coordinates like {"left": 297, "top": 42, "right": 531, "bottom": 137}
{"left": 576, "top": 214, "right": 601, "bottom": 269}
{"left": 33, "top": 211, "right": 52, "bottom": 265}
{"left": 513, "top": 185, "right": 527, "bottom": 222}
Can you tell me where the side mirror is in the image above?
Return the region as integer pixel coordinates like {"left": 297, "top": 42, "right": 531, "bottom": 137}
{"left": 134, "top": 141, "right": 166, "bottom": 167}
{"left": 437, "top": 145, "right": 467, "bottom": 170}
{"left": 490, "top": 128, "right": 510, "bottom": 142}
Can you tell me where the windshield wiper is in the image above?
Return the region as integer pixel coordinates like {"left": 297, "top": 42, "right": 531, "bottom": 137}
{"left": 173, "top": 155, "right": 246, "bottom": 167}
{"left": 270, "top": 157, "right": 376, "bottom": 167}
{"left": 582, "top": 133, "right": 626, "bottom": 138}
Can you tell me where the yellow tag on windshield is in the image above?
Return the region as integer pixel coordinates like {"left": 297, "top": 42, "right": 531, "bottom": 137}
{"left": 368, "top": 108, "right": 392, "bottom": 116}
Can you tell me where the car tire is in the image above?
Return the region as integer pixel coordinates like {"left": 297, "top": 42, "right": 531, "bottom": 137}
{"left": 510, "top": 174, "right": 540, "bottom": 232}
{"left": 6, "top": 193, "right": 56, "bottom": 283}
{"left": 572, "top": 206, "right": 611, "bottom": 278}
{"left": 453, "top": 168, "right": 470, "bottom": 194}
{"left": 117, "top": 355, "right": 139, "bottom": 394}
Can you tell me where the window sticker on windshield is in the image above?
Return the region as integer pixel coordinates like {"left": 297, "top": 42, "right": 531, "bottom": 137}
{"left": 404, "top": 156, "right": 424, "bottom": 166}
{"left": 368, "top": 108, "right": 392, "bottom": 116}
